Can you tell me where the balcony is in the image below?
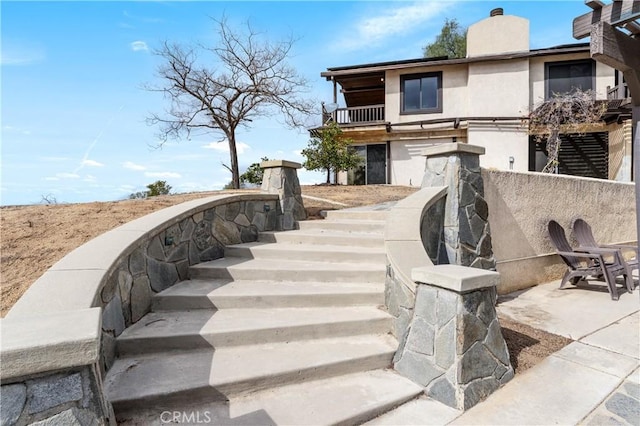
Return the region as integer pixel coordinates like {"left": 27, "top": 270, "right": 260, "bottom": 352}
{"left": 607, "top": 83, "right": 630, "bottom": 100}
{"left": 323, "top": 104, "right": 385, "bottom": 126}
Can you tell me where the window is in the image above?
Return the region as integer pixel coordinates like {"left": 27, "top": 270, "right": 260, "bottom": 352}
{"left": 401, "top": 72, "right": 442, "bottom": 114}
{"left": 545, "top": 60, "right": 595, "bottom": 99}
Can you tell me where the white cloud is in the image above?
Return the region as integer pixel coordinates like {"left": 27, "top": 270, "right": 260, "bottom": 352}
{"left": 3, "top": 125, "right": 32, "bottom": 135}
{"left": 44, "top": 177, "right": 60, "bottom": 181}
{"left": 144, "top": 172, "right": 182, "bottom": 179}
{"left": 130, "top": 41, "right": 148, "bottom": 52}
{"left": 82, "top": 159, "right": 104, "bottom": 167}
{"left": 39, "top": 156, "right": 71, "bottom": 162}
{"left": 122, "top": 161, "right": 146, "bottom": 171}
{"left": 342, "top": 2, "right": 453, "bottom": 51}
{"left": 56, "top": 172, "right": 80, "bottom": 179}
{"left": 202, "top": 141, "right": 251, "bottom": 155}
{"left": 1, "top": 44, "right": 45, "bottom": 66}
{"left": 84, "top": 175, "right": 97, "bottom": 182}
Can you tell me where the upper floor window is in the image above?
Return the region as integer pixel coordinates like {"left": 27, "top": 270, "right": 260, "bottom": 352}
{"left": 545, "top": 59, "right": 595, "bottom": 99}
{"left": 401, "top": 72, "right": 442, "bottom": 114}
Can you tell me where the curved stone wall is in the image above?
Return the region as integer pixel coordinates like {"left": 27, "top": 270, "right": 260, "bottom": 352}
{"left": 1, "top": 193, "right": 281, "bottom": 425}
{"left": 384, "top": 186, "right": 447, "bottom": 340}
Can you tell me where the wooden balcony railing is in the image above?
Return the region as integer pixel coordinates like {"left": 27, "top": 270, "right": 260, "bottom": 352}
{"left": 323, "top": 104, "right": 385, "bottom": 125}
{"left": 607, "top": 83, "right": 630, "bottom": 100}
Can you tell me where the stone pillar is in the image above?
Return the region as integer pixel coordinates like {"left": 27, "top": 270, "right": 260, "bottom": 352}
{"left": 261, "top": 160, "right": 306, "bottom": 230}
{"left": 394, "top": 265, "right": 514, "bottom": 410}
{"left": 421, "top": 143, "right": 495, "bottom": 269}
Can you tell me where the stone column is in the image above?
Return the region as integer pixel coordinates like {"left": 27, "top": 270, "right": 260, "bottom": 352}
{"left": 261, "top": 160, "right": 306, "bottom": 230}
{"left": 421, "top": 143, "right": 495, "bottom": 269}
{"left": 394, "top": 265, "right": 514, "bottom": 410}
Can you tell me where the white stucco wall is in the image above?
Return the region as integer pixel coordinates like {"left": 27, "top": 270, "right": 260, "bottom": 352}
{"left": 468, "top": 59, "right": 530, "bottom": 117}
{"left": 388, "top": 139, "right": 451, "bottom": 186}
{"left": 468, "top": 123, "right": 530, "bottom": 171}
{"left": 483, "top": 169, "right": 636, "bottom": 293}
{"left": 467, "top": 14, "right": 529, "bottom": 57}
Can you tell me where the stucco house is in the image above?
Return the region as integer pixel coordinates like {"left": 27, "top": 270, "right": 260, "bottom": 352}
{"left": 316, "top": 8, "right": 634, "bottom": 186}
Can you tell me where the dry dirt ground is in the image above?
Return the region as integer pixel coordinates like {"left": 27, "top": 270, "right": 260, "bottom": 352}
{"left": 0, "top": 184, "right": 571, "bottom": 373}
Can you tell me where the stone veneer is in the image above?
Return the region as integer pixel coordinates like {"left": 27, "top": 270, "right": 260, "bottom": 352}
{"left": 422, "top": 143, "right": 496, "bottom": 270}
{"left": 2, "top": 161, "right": 306, "bottom": 426}
{"left": 99, "top": 197, "right": 281, "bottom": 373}
{"left": 394, "top": 265, "right": 514, "bottom": 410}
{"left": 0, "top": 366, "right": 109, "bottom": 426}
{"left": 385, "top": 144, "right": 512, "bottom": 410}
{"left": 261, "top": 160, "right": 307, "bottom": 230}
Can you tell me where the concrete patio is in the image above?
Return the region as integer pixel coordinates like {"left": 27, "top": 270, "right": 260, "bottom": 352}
{"left": 370, "top": 279, "right": 639, "bottom": 425}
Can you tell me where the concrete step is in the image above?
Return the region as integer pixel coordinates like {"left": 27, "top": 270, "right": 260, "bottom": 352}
{"left": 152, "top": 279, "right": 384, "bottom": 311}
{"left": 224, "top": 241, "right": 387, "bottom": 264}
{"left": 116, "top": 307, "right": 393, "bottom": 355}
{"left": 190, "top": 257, "right": 386, "bottom": 283}
{"left": 298, "top": 219, "right": 385, "bottom": 234}
{"left": 106, "top": 335, "right": 399, "bottom": 416}
{"left": 323, "top": 209, "right": 390, "bottom": 221}
{"left": 258, "top": 230, "right": 384, "bottom": 247}
{"left": 364, "top": 395, "right": 462, "bottom": 425}
{"left": 224, "top": 369, "right": 423, "bottom": 426}
{"left": 120, "top": 369, "right": 424, "bottom": 426}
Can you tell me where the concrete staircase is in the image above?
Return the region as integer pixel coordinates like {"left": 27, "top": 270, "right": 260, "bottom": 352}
{"left": 105, "top": 209, "right": 423, "bottom": 424}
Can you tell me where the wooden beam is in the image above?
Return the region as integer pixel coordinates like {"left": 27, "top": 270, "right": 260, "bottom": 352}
{"left": 623, "top": 20, "right": 640, "bottom": 34}
{"left": 586, "top": 0, "right": 606, "bottom": 10}
{"left": 573, "top": 0, "right": 640, "bottom": 39}
{"left": 591, "top": 22, "right": 640, "bottom": 105}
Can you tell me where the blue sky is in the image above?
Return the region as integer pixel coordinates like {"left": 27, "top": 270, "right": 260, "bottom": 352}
{"left": 2, "top": 1, "right": 592, "bottom": 206}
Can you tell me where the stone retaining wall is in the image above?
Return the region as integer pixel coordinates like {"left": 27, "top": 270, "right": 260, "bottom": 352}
{"left": 98, "top": 197, "right": 281, "bottom": 373}
{"left": 2, "top": 193, "right": 283, "bottom": 425}
{"left": 1, "top": 366, "right": 108, "bottom": 426}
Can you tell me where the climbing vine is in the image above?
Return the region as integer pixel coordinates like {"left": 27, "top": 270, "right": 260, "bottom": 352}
{"left": 529, "top": 89, "right": 608, "bottom": 173}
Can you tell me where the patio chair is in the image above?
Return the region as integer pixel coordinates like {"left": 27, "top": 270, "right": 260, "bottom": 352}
{"left": 573, "top": 218, "right": 637, "bottom": 293}
{"left": 548, "top": 220, "right": 630, "bottom": 300}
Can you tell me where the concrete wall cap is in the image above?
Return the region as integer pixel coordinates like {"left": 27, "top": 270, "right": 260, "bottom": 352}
{"left": 412, "top": 264, "right": 500, "bottom": 293}
{"left": 421, "top": 143, "right": 486, "bottom": 157}
{"left": 260, "top": 160, "right": 302, "bottom": 169}
{"left": 0, "top": 308, "right": 101, "bottom": 380}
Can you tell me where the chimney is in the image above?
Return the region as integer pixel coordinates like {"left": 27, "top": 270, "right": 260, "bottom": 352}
{"left": 466, "top": 9, "right": 529, "bottom": 57}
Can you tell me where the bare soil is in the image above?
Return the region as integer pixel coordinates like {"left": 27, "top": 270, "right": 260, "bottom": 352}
{"left": 0, "top": 184, "right": 571, "bottom": 373}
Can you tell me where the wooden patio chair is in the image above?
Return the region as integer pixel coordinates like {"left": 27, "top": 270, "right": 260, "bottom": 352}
{"left": 573, "top": 218, "right": 637, "bottom": 292}
{"left": 548, "top": 220, "right": 630, "bottom": 300}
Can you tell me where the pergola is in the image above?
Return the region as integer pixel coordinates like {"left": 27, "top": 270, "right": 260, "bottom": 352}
{"left": 573, "top": 0, "right": 640, "bottom": 247}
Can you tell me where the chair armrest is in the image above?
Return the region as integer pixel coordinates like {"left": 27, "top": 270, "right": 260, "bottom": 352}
{"left": 576, "top": 246, "right": 620, "bottom": 255}
{"left": 557, "top": 251, "right": 604, "bottom": 260}
{"left": 576, "top": 246, "right": 627, "bottom": 265}
{"left": 601, "top": 243, "right": 637, "bottom": 250}
{"left": 601, "top": 244, "right": 638, "bottom": 259}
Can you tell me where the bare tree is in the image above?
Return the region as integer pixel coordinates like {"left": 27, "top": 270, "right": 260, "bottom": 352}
{"left": 529, "top": 89, "right": 608, "bottom": 173}
{"left": 147, "top": 18, "right": 315, "bottom": 188}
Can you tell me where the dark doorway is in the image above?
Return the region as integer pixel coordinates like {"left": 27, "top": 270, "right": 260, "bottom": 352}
{"left": 348, "top": 144, "right": 387, "bottom": 185}
{"left": 367, "top": 144, "right": 387, "bottom": 184}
